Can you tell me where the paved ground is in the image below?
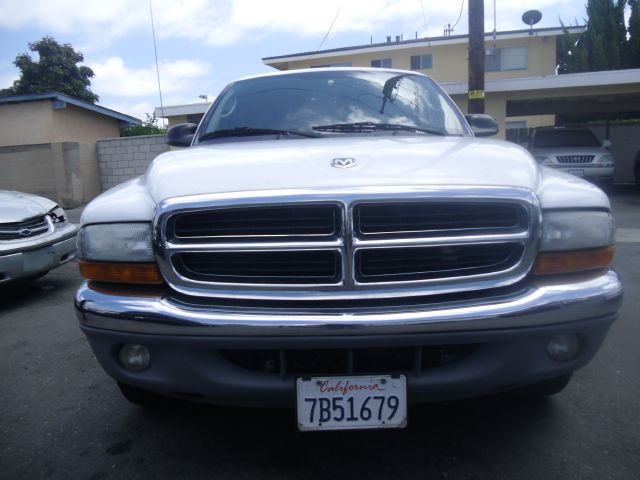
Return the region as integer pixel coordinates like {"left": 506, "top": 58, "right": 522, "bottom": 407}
{"left": 1, "top": 186, "right": 639, "bottom": 480}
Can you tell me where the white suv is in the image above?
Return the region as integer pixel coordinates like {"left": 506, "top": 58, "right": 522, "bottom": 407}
{"left": 529, "top": 128, "right": 614, "bottom": 185}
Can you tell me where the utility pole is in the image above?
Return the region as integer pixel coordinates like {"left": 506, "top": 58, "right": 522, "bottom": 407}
{"left": 468, "top": 0, "right": 485, "bottom": 114}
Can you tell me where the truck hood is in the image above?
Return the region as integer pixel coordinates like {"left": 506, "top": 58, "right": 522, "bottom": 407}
{"left": 81, "top": 135, "right": 611, "bottom": 226}
{"left": 145, "top": 136, "right": 540, "bottom": 203}
{"left": 0, "top": 190, "right": 56, "bottom": 223}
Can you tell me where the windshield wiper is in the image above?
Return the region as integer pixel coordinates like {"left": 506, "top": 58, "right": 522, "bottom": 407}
{"left": 199, "top": 127, "right": 322, "bottom": 141}
{"left": 311, "top": 122, "right": 446, "bottom": 136}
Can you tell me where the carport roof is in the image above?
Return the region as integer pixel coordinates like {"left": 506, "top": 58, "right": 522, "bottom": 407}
{"left": 439, "top": 68, "right": 640, "bottom": 96}
{"left": 0, "top": 92, "right": 141, "bottom": 126}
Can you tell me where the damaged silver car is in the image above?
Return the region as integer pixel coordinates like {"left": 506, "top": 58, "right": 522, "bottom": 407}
{"left": 0, "top": 190, "right": 77, "bottom": 284}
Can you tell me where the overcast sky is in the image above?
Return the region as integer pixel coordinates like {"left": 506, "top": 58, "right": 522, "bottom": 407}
{"left": 0, "top": 0, "right": 593, "bottom": 121}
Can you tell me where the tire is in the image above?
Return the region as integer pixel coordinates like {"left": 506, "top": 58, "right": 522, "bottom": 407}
{"left": 117, "top": 382, "right": 173, "bottom": 408}
{"left": 515, "top": 373, "right": 573, "bottom": 398}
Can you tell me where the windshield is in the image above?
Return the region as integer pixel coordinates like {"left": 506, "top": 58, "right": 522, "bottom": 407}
{"left": 198, "top": 70, "right": 469, "bottom": 142}
{"left": 533, "top": 129, "right": 600, "bottom": 148}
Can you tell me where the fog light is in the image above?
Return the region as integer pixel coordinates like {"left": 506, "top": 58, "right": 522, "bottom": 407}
{"left": 119, "top": 344, "right": 151, "bottom": 372}
{"left": 547, "top": 334, "right": 579, "bottom": 362}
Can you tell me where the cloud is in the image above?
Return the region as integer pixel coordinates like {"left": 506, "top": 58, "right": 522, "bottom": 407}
{"left": 90, "top": 57, "right": 211, "bottom": 97}
{"left": 0, "top": 0, "right": 585, "bottom": 52}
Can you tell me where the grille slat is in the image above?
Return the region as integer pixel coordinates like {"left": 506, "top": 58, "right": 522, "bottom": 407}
{"left": 174, "top": 250, "right": 342, "bottom": 284}
{"left": 221, "top": 345, "right": 477, "bottom": 376}
{"left": 0, "top": 215, "right": 50, "bottom": 240}
{"left": 355, "top": 202, "right": 523, "bottom": 237}
{"left": 172, "top": 204, "right": 340, "bottom": 240}
{"left": 556, "top": 155, "right": 595, "bottom": 164}
{"left": 356, "top": 243, "right": 523, "bottom": 283}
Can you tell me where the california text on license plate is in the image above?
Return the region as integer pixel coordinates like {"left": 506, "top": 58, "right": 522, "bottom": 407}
{"left": 296, "top": 375, "right": 407, "bottom": 431}
{"left": 567, "top": 168, "right": 584, "bottom": 177}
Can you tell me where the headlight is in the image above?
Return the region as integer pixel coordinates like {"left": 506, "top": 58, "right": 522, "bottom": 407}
{"left": 534, "top": 155, "right": 554, "bottom": 166}
{"left": 48, "top": 206, "right": 67, "bottom": 227}
{"left": 540, "top": 211, "right": 613, "bottom": 251}
{"left": 596, "top": 154, "right": 614, "bottom": 166}
{"left": 534, "top": 210, "right": 615, "bottom": 275}
{"left": 78, "top": 223, "right": 154, "bottom": 262}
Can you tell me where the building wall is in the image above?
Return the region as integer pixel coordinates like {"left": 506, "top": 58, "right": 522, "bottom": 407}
{"left": 167, "top": 115, "right": 189, "bottom": 128}
{"left": 0, "top": 142, "right": 99, "bottom": 207}
{"left": 52, "top": 104, "right": 120, "bottom": 143}
{"left": 281, "top": 35, "right": 556, "bottom": 83}
{"left": 97, "top": 135, "right": 169, "bottom": 191}
{"left": 0, "top": 101, "right": 54, "bottom": 147}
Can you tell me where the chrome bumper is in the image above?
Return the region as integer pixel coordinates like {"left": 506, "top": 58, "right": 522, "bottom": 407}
{"left": 75, "top": 270, "right": 623, "bottom": 336}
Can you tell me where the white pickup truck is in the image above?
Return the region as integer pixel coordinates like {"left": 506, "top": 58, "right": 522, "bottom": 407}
{"left": 75, "top": 68, "right": 622, "bottom": 431}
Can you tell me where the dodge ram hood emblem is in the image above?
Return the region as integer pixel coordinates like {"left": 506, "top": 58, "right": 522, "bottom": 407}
{"left": 331, "top": 158, "right": 357, "bottom": 169}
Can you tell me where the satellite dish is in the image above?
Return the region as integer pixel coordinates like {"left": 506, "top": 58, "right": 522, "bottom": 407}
{"left": 522, "top": 10, "right": 542, "bottom": 29}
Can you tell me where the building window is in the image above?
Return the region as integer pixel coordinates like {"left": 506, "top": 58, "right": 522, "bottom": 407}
{"left": 485, "top": 46, "right": 528, "bottom": 72}
{"left": 371, "top": 58, "right": 392, "bottom": 68}
{"left": 410, "top": 54, "right": 432, "bottom": 70}
{"left": 310, "top": 62, "right": 352, "bottom": 68}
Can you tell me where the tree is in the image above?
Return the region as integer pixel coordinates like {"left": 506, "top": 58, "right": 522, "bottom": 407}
{"left": 559, "top": 0, "right": 633, "bottom": 73}
{"left": 120, "top": 113, "right": 166, "bottom": 137}
{"left": 0, "top": 36, "right": 99, "bottom": 103}
{"left": 629, "top": 0, "right": 640, "bottom": 68}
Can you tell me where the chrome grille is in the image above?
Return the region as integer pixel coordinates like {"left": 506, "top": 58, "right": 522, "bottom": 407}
{"left": 170, "top": 204, "right": 340, "bottom": 241}
{"left": 355, "top": 243, "right": 525, "bottom": 283}
{"left": 173, "top": 250, "right": 342, "bottom": 285}
{"left": 556, "top": 155, "right": 595, "bottom": 164}
{"left": 0, "top": 215, "right": 50, "bottom": 240}
{"left": 354, "top": 202, "right": 523, "bottom": 238}
{"left": 156, "top": 187, "right": 539, "bottom": 300}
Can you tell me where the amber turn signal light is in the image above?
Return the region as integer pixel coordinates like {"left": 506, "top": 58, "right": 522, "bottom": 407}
{"left": 78, "top": 260, "right": 164, "bottom": 284}
{"left": 532, "top": 246, "right": 615, "bottom": 276}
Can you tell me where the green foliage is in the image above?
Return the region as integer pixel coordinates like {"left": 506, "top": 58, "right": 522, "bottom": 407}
{"left": 629, "top": 0, "right": 640, "bottom": 67}
{"left": 559, "top": 0, "right": 640, "bottom": 73}
{"left": 120, "top": 113, "right": 166, "bottom": 137}
{"left": 0, "top": 36, "right": 99, "bottom": 103}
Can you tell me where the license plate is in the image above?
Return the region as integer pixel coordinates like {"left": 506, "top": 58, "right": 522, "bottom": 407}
{"left": 567, "top": 168, "right": 584, "bottom": 177}
{"left": 23, "top": 246, "right": 55, "bottom": 271}
{"left": 296, "top": 375, "right": 407, "bottom": 431}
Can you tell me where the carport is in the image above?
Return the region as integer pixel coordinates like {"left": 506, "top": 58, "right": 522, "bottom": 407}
{"left": 443, "top": 68, "right": 640, "bottom": 183}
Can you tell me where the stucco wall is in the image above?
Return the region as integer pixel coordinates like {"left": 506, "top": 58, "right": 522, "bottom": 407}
{"left": 590, "top": 124, "right": 640, "bottom": 183}
{"left": 282, "top": 35, "right": 556, "bottom": 83}
{"left": 97, "top": 135, "right": 169, "bottom": 191}
{"left": 0, "top": 101, "right": 54, "bottom": 147}
{"left": 0, "top": 142, "right": 99, "bottom": 207}
{"left": 52, "top": 104, "right": 120, "bottom": 143}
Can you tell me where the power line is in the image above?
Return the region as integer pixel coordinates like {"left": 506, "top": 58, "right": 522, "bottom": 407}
{"left": 452, "top": 0, "right": 465, "bottom": 30}
{"left": 149, "top": 0, "right": 164, "bottom": 119}
{"left": 420, "top": 0, "right": 428, "bottom": 35}
{"left": 317, "top": 1, "right": 345, "bottom": 50}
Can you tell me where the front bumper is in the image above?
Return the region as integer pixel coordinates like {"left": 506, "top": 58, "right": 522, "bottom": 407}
{"left": 0, "top": 225, "right": 77, "bottom": 283}
{"left": 550, "top": 165, "right": 614, "bottom": 181}
{"left": 76, "top": 270, "right": 623, "bottom": 406}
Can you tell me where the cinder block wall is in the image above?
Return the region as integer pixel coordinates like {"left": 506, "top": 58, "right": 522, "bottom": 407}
{"left": 97, "top": 135, "right": 169, "bottom": 191}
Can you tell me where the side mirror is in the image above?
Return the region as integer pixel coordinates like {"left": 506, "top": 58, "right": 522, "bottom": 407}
{"left": 167, "top": 123, "right": 197, "bottom": 147}
{"left": 602, "top": 139, "right": 611, "bottom": 148}
{"left": 465, "top": 114, "right": 499, "bottom": 137}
